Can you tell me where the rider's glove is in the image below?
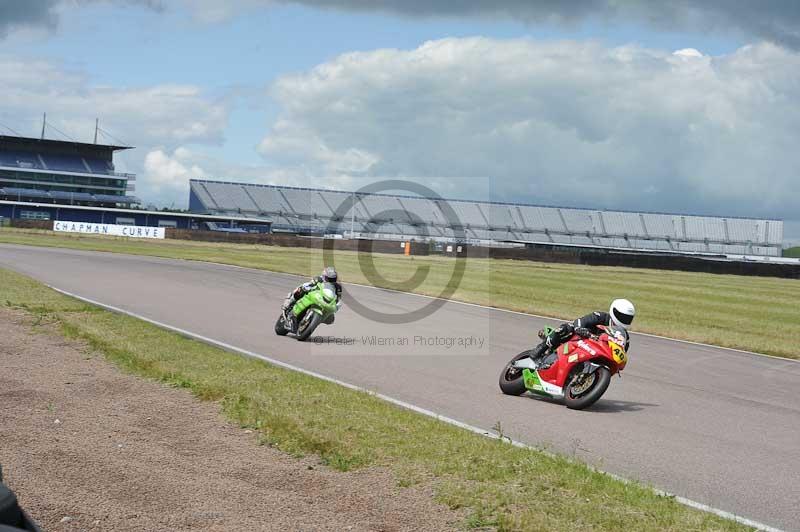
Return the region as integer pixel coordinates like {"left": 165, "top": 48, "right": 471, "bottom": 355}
{"left": 547, "top": 324, "right": 572, "bottom": 347}
{"left": 545, "top": 332, "right": 561, "bottom": 348}
{"left": 575, "top": 327, "right": 591, "bottom": 338}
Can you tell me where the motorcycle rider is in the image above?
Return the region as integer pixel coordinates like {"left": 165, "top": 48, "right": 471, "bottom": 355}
{"left": 531, "top": 299, "right": 635, "bottom": 367}
{"left": 282, "top": 266, "right": 342, "bottom": 331}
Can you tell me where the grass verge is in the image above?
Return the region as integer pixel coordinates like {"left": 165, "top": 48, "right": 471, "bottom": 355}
{"left": 1, "top": 228, "right": 798, "bottom": 359}
{"left": 1, "top": 267, "right": 750, "bottom": 531}
{"left": 784, "top": 246, "right": 800, "bottom": 258}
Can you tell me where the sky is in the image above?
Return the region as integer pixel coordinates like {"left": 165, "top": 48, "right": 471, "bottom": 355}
{"left": 1, "top": 0, "right": 798, "bottom": 244}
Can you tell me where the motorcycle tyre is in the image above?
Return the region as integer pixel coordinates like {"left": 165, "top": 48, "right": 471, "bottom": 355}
{"left": 274, "top": 315, "right": 289, "bottom": 336}
{"left": 499, "top": 350, "right": 536, "bottom": 396}
{"left": 296, "top": 312, "right": 323, "bottom": 342}
{"left": 564, "top": 365, "right": 611, "bottom": 410}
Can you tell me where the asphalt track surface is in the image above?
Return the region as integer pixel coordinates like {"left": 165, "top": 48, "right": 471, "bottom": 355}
{"left": 1, "top": 244, "right": 798, "bottom": 531}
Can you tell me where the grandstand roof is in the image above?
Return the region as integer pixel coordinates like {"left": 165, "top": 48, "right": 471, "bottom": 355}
{"left": 189, "top": 178, "right": 784, "bottom": 256}
{"left": 0, "top": 134, "right": 132, "bottom": 153}
{"left": 190, "top": 179, "right": 781, "bottom": 223}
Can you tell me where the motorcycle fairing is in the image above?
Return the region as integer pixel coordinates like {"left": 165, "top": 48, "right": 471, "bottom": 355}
{"left": 609, "top": 340, "right": 627, "bottom": 366}
{"left": 292, "top": 282, "right": 337, "bottom": 317}
{"left": 534, "top": 334, "right": 621, "bottom": 390}
{"left": 522, "top": 368, "right": 564, "bottom": 397}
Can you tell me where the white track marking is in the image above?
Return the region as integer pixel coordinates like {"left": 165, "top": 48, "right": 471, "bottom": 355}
{"left": 48, "top": 284, "right": 784, "bottom": 532}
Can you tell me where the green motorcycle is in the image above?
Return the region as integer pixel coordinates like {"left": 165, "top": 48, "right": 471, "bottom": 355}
{"left": 274, "top": 282, "right": 340, "bottom": 341}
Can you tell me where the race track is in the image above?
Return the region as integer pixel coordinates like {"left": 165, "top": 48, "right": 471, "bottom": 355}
{"left": 1, "top": 244, "right": 798, "bottom": 530}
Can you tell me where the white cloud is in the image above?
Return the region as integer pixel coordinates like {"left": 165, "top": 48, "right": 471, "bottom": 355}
{"left": 673, "top": 48, "right": 704, "bottom": 58}
{"left": 259, "top": 120, "right": 379, "bottom": 174}
{"left": 259, "top": 37, "right": 800, "bottom": 220}
{"left": 143, "top": 148, "right": 207, "bottom": 192}
{"left": 141, "top": 145, "right": 317, "bottom": 206}
{"left": 0, "top": 55, "right": 231, "bottom": 206}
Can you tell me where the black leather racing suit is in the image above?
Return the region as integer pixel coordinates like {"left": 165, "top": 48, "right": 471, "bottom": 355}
{"left": 533, "top": 311, "right": 629, "bottom": 363}
{"left": 289, "top": 276, "right": 342, "bottom": 304}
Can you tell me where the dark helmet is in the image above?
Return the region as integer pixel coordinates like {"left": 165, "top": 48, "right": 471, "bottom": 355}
{"left": 321, "top": 266, "right": 338, "bottom": 283}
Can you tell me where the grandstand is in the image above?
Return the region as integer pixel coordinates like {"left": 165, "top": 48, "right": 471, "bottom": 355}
{"left": 189, "top": 179, "right": 784, "bottom": 257}
{"left": 0, "top": 134, "right": 272, "bottom": 231}
{"left": 0, "top": 134, "right": 139, "bottom": 207}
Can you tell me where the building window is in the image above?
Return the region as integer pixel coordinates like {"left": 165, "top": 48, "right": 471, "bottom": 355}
{"left": 116, "top": 217, "right": 136, "bottom": 225}
{"left": 157, "top": 220, "right": 178, "bottom": 228}
{"left": 20, "top": 210, "right": 51, "bottom": 220}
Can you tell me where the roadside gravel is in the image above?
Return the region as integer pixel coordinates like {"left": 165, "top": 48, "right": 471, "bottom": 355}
{"left": 0, "top": 308, "right": 459, "bottom": 531}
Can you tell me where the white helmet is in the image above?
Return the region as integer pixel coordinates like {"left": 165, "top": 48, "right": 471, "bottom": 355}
{"left": 609, "top": 299, "right": 635, "bottom": 329}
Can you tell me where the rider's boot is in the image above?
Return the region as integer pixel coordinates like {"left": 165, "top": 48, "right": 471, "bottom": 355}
{"left": 530, "top": 342, "right": 549, "bottom": 366}
{"left": 282, "top": 297, "right": 297, "bottom": 332}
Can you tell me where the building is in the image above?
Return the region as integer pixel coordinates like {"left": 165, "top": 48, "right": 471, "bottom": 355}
{"left": 0, "top": 134, "right": 138, "bottom": 208}
{"left": 188, "top": 178, "right": 784, "bottom": 256}
{"left": 0, "top": 135, "right": 271, "bottom": 231}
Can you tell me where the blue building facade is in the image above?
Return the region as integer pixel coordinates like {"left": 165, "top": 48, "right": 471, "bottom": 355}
{"left": 0, "top": 134, "right": 271, "bottom": 232}
{"left": 0, "top": 200, "right": 271, "bottom": 231}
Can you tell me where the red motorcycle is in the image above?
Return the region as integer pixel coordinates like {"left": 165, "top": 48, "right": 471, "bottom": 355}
{"left": 498, "top": 325, "right": 629, "bottom": 410}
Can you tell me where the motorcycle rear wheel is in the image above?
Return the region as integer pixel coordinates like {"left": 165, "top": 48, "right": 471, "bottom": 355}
{"left": 564, "top": 365, "right": 611, "bottom": 410}
{"left": 274, "top": 314, "right": 289, "bottom": 336}
{"left": 499, "top": 350, "right": 536, "bottom": 396}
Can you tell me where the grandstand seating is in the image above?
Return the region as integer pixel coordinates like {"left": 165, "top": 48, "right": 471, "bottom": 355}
{"left": 188, "top": 179, "right": 784, "bottom": 256}
{"left": 92, "top": 194, "right": 139, "bottom": 204}
{"left": 0, "top": 186, "right": 139, "bottom": 204}
{"left": 0, "top": 150, "right": 117, "bottom": 176}
{"left": 48, "top": 190, "right": 80, "bottom": 201}
{"left": 84, "top": 157, "right": 114, "bottom": 174}
{"left": 3, "top": 187, "right": 50, "bottom": 199}
{"left": 0, "top": 150, "right": 42, "bottom": 170}
{"left": 41, "top": 154, "right": 89, "bottom": 173}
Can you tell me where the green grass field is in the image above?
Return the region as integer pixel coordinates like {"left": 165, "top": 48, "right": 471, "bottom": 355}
{"left": 0, "top": 267, "right": 750, "bottom": 531}
{"left": 784, "top": 246, "right": 800, "bottom": 258}
{"left": 1, "top": 227, "right": 798, "bottom": 359}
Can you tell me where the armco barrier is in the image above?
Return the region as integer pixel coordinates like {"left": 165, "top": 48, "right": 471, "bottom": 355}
{"left": 486, "top": 246, "right": 800, "bottom": 279}
{"left": 166, "top": 229, "right": 432, "bottom": 255}
{"left": 167, "top": 231, "right": 798, "bottom": 278}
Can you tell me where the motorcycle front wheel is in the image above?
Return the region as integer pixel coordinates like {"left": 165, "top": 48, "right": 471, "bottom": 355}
{"left": 498, "top": 350, "right": 536, "bottom": 396}
{"left": 296, "top": 311, "right": 323, "bottom": 341}
{"left": 563, "top": 365, "right": 611, "bottom": 410}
